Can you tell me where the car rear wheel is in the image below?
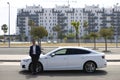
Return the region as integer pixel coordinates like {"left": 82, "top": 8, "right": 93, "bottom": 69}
{"left": 84, "top": 61, "right": 96, "bottom": 73}
{"left": 29, "top": 62, "right": 43, "bottom": 73}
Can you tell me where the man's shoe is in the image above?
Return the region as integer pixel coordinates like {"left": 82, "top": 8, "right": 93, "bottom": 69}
{"left": 32, "top": 72, "right": 36, "bottom": 75}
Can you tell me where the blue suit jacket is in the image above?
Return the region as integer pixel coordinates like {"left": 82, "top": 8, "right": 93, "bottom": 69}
{"left": 29, "top": 45, "right": 41, "bottom": 57}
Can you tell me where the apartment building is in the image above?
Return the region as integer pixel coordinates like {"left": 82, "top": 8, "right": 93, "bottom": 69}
{"left": 16, "top": 5, "right": 120, "bottom": 41}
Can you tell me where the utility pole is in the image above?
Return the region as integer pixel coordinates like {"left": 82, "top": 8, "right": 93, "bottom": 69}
{"left": 7, "top": 2, "right": 10, "bottom": 48}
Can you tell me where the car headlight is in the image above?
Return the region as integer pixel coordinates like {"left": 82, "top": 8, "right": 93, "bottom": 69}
{"left": 22, "top": 59, "right": 30, "bottom": 62}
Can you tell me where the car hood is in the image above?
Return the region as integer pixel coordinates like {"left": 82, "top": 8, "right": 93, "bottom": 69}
{"left": 22, "top": 54, "right": 46, "bottom": 60}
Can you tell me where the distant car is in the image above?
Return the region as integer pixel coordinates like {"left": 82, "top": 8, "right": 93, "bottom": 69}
{"left": 20, "top": 47, "right": 107, "bottom": 73}
{"left": 0, "top": 40, "right": 3, "bottom": 42}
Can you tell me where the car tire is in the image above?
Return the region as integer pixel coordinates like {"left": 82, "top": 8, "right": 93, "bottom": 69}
{"left": 29, "top": 62, "right": 43, "bottom": 73}
{"left": 83, "top": 61, "right": 96, "bottom": 73}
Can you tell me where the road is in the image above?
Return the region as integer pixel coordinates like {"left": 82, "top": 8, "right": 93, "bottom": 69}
{"left": 0, "top": 47, "right": 55, "bottom": 55}
{"left": 0, "top": 47, "right": 120, "bottom": 55}
{"left": 0, "top": 62, "right": 120, "bottom": 80}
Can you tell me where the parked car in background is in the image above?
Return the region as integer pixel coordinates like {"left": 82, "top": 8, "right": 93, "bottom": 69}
{"left": 0, "top": 40, "right": 2, "bottom": 42}
{"left": 20, "top": 47, "right": 107, "bottom": 73}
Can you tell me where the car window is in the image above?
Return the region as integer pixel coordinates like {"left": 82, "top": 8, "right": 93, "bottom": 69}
{"left": 66, "top": 49, "right": 91, "bottom": 55}
{"left": 54, "top": 49, "right": 67, "bottom": 55}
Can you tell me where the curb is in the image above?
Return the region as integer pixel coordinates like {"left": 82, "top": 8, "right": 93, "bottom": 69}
{"left": 0, "top": 60, "right": 20, "bottom": 62}
{"left": 107, "top": 60, "right": 120, "bottom": 62}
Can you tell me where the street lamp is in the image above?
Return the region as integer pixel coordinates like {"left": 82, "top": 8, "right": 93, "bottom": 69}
{"left": 7, "top": 2, "right": 10, "bottom": 48}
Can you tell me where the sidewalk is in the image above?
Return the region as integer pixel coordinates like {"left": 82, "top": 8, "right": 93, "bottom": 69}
{"left": 0, "top": 47, "right": 120, "bottom": 62}
{"left": 0, "top": 54, "right": 120, "bottom": 62}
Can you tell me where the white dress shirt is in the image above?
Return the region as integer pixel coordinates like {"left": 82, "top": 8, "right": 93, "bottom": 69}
{"left": 33, "top": 45, "right": 36, "bottom": 54}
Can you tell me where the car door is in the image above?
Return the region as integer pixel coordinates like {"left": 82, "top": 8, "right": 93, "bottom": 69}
{"left": 67, "top": 48, "right": 91, "bottom": 69}
{"left": 45, "top": 48, "right": 69, "bottom": 70}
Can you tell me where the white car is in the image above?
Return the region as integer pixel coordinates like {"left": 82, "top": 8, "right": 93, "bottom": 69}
{"left": 20, "top": 47, "right": 107, "bottom": 73}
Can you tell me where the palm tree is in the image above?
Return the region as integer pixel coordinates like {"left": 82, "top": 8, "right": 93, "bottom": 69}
{"left": 1, "top": 24, "right": 8, "bottom": 43}
{"left": 89, "top": 32, "right": 99, "bottom": 50}
{"left": 71, "top": 21, "right": 80, "bottom": 46}
{"left": 83, "top": 20, "right": 88, "bottom": 34}
{"left": 99, "top": 27, "right": 114, "bottom": 52}
{"left": 52, "top": 25, "right": 61, "bottom": 41}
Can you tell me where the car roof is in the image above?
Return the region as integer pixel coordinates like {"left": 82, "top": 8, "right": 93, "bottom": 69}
{"left": 57, "top": 46, "right": 91, "bottom": 50}
{"left": 58, "top": 46, "right": 87, "bottom": 49}
{"left": 57, "top": 46, "right": 98, "bottom": 52}
{"left": 46, "top": 46, "right": 99, "bottom": 55}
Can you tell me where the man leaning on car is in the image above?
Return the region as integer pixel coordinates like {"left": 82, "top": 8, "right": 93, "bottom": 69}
{"left": 29, "top": 39, "right": 41, "bottom": 75}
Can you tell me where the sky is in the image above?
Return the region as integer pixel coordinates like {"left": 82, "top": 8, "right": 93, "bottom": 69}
{"left": 0, "top": 0, "right": 120, "bottom": 35}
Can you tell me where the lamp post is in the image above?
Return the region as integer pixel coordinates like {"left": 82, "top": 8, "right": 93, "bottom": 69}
{"left": 116, "top": 3, "right": 119, "bottom": 48}
{"left": 7, "top": 2, "right": 10, "bottom": 48}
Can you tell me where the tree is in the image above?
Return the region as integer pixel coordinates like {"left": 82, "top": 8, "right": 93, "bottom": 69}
{"left": 83, "top": 20, "right": 88, "bottom": 34}
{"left": 71, "top": 21, "right": 80, "bottom": 46}
{"left": 52, "top": 25, "right": 61, "bottom": 41}
{"left": 89, "top": 32, "right": 99, "bottom": 49}
{"left": 30, "top": 26, "right": 48, "bottom": 46}
{"left": 1, "top": 24, "right": 8, "bottom": 43}
{"left": 0, "top": 35, "right": 4, "bottom": 39}
{"left": 82, "top": 34, "right": 90, "bottom": 43}
{"left": 99, "top": 28, "right": 114, "bottom": 52}
{"left": 109, "top": 26, "right": 114, "bottom": 43}
{"left": 20, "top": 33, "right": 26, "bottom": 41}
{"left": 66, "top": 33, "right": 75, "bottom": 42}
{"left": 28, "top": 19, "right": 35, "bottom": 28}
{"left": 48, "top": 33, "right": 53, "bottom": 41}
{"left": 66, "top": 33, "right": 75, "bottom": 39}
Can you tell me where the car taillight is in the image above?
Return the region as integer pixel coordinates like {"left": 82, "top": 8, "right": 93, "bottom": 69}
{"left": 102, "top": 55, "right": 105, "bottom": 59}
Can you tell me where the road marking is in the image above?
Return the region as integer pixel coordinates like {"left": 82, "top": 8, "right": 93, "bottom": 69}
{"left": 0, "top": 62, "right": 120, "bottom": 66}
{"left": 0, "top": 62, "right": 20, "bottom": 66}
{"left": 107, "top": 62, "right": 120, "bottom": 65}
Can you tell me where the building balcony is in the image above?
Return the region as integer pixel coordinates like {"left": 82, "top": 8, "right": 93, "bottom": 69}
{"left": 112, "top": 9, "right": 120, "bottom": 13}
{"left": 100, "top": 16, "right": 106, "bottom": 19}
{"left": 83, "top": 8, "right": 91, "bottom": 13}
{"left": 57, "top": 16, "right": 67, "bottom": 19}
{"left": 96, "top": 10, "right": 104, "bottom": 13}
{"left": 59, "top": 23, "right": 67, "bottom": 27}
{"left": 52, "top": 9, "right": 62, "bottom": 13}
{"left": 100, "top": 24, "right": 107, "bottom": 26}
{"left": 88, "top": 19, "right": 95, "bottom": 22}
{"left": 101, "top": 20, "right": 113, "bottom": 23}
{"left": 101, "top": 13, "right": 114, "bottom": 16}
{"left": 88, "top": 13, "right": 95, "bottom": 16}
{"left": 34, "top": 9, "right": 44, "bottom": 13}
{"left": 57, "top": 13, "right": 65, "bottom": 16}
{"left": 65, "top": 9, "right": 75, "bottom": 13}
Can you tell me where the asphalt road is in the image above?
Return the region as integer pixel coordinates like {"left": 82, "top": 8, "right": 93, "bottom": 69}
{"left": 0, "top": 47, "right": 120, "bottom": 55}
{"left": 0, "top": 64, "right": 120, "bottom": 80}
{"left": 0, "top": 47, "right": 55, "bottom": 55}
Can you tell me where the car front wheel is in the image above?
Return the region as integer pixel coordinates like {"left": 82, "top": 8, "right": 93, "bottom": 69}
{"left": 29, "top": 62, "right": 43, "bottom": 73}
{"left": 84, "top": 61, "right": 96, "bottom": 73}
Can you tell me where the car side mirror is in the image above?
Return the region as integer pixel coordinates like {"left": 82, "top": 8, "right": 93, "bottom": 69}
{"left": 50, "top": 53, "right": 55, "bottom": 57}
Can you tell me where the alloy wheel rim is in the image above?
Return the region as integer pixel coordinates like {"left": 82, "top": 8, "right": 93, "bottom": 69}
{"left": 85, "top": 62, "right": 96, "bottom": 72}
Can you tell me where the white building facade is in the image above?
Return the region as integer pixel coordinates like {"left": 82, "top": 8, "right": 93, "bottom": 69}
{"left": 16, "top": 5, "right": 120, "bottom": 41}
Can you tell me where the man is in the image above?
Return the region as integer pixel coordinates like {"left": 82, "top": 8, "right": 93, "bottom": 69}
{"left": 29, "top": 39, "right": 41, "bottom": 74}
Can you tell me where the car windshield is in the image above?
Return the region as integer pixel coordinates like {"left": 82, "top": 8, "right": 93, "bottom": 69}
{"left": 41, "top": 47, "right": 58, "bottom": 55}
